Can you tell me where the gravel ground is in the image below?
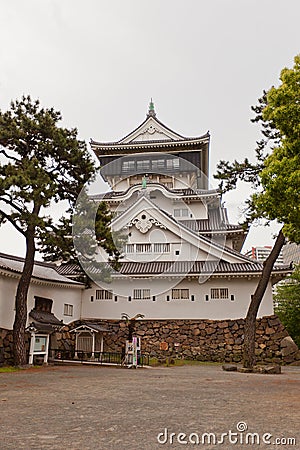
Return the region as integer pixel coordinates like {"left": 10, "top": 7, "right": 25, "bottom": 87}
{"left": 0, "top": 364, "right": 299, "bottom": 450}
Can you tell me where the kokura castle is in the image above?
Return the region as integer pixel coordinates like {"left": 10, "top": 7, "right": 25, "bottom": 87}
{"left": 84, "top": 100, "right": 287, "bottom": 319}
{"left": 1, "top": 102, "right": 297, "bottom": 366}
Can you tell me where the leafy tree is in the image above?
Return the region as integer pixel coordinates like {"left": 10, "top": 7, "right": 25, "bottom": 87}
{"left": 274, "top": 265, "right": 300, "bottom": 347}
{"left": 0, "top": 96, "right": 118, "bottom": 366}
{"left": 215, "top": 55, "right": 300, "bottom": 368}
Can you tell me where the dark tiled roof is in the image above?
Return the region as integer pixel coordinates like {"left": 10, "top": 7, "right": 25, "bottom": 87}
{"left": 91, "top": 140, "right": 209, "bottom": 156}
{"left": 29, "top": 309, "right": 63, "bottom": 325}
{"left": 56, "top": 260, "right": 290, "bottom": 278}
{"left": 0, "top": 252, "right": 83, "bottom": 285}
{"left": 0, "top": 252, "right": 56, "bottom": 268}
{"left": 90, "top": 115, "right": 209, "bottom": 147}
{"left": 28, "top": 309, "right": 64, "bottom": 333}
{"left": 90, "top": 185, "right": 220, "bottom": 201}
{"left": 179, "top": 219, "right": 242, "bottom": 232}
{"left": 29, "top": 322, "right": 57, "bottom": 333}
{"left": 92, "top": 136, "right": 209, "bottom": 147}
{"left": 118, "top": 260, "right": 290, "bottom": 276}
{"left": 82, "top": 322, "right": 109, "bottom": 332}
{"left": 56, "top": 263, "right": 84, "bottom": 276}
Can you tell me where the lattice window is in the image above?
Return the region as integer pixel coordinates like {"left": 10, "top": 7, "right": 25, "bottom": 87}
{"left": 173, "top": 158, "right": 180, "bottom": 169}
{"left": 133, "top": 289, "right": 151, "bottom": 300}
{"left": 220, "top": 288, "right": 229, "bottom": 299}
{"left": 136, "top": 243, "right": 151, "bottom": 253}
{"left": 153, "top": 243, "right": 170, "bottom": 253}
{"left": 210, "top": 288, "right": 229, "bottom": 299}
{"left": 95, "top": 289, "right": 113, "bottom": 300}
{"left": 171, "top": 289, "right": 189, "bottom": 300}
{"left": 174, "top": 208, "right": 189, "bottom": 217}
{"left": 122, "top": 160, "right": 135, "bottom": 172}
{"left": 166, "top": 158, "right": 180, "bottom": 169}
{"left": 137, "top": 160, "right": 150, "bottom": 170}
{"left": 152, "top": 159, "right": 165, "bottom": 169}
{"left": 125, "top": 244, "right": 134, "bottom": 253}
{"left": 126, "top": 243, "right": 170, "bottom": 254}
{"left": 181, "top": 209, "right": 188, "bottom": 217}
{"left": 64, "top": 304, "right": 73, "bottom": 316}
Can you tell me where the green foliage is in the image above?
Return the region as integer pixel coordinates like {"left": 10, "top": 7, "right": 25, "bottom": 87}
{"left": 214, "top": 55, "right": 300, "bottom": 368}
{"left": 40, "top": 190, "right": 121, "bottom": 266}
{"left": 252, "top": 56, "right": 300, "bottom": 243}
{"left": 275, "top": 265, "right": 300, "bottom": 347}
{"left": 0, "top": 95, "right": 119, "bottom": 262}
{"left": 215, "top": 55, "right": 300, "bottom": 244}
{"left": 0, "top": 95, "right": 94, "bottom": 243}
{"left": 0, "top": 96, "right": 120, "bottom": 365}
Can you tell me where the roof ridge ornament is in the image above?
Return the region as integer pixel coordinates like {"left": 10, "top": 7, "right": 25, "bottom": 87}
{"left": 147, "top": 98, "right": 156, "bottom": 118}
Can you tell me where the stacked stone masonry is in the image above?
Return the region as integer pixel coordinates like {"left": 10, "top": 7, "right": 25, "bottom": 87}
{"left": 53, "top": 315, "right": 300, "bottom": 365}
{"left": 0, "top": 328, "right": 30, "bottom": 366}
{"left": 1, "top": 315, "right": 300, "bottom": 365}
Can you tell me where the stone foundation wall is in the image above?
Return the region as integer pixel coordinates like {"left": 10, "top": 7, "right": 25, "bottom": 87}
{"left": 49, "top": 328, "right": 75, "bottom": 358}
{"left": 1, "top": 315, "right": 300, "bottom": 365}
{"left": 70, "top": 315, "right": 300, "bottom": 364}
{"left": 0, "top": 328, "right": 30, "bottom": 366}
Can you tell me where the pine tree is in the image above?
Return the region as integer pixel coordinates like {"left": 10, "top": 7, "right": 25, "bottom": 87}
{"left": 0, "top": 96, "right": 118, "bottom": 365}
{"left": 215, "top": 55, "right": 300, "bottom": 368}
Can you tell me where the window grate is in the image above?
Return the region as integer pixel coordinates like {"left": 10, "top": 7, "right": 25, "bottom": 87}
{"left": 133, "top": 289, "right": 151, "bottom": 300}
{"left": 171, "top": 289, "right": 189, "bottom": 300}
{"left": 95, "top": 289, "right": 113, "bottom": 300}
{"left": 210, "top": 288, "right": 229, "bottom": 300}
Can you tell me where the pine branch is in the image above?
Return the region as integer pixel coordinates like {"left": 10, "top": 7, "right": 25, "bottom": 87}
{"left": 0, "top": 147, "right": 20, "bottom": 162}
{"left": 0, "top": 195, "right": 26, "bottom": 215}
{"left": 0, "top": 209, "right": 26, "bottom": 236}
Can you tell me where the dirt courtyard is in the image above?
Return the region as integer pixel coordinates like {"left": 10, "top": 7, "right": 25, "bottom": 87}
{"left": 0, "top": 364, "right": 299, "bottom": 449}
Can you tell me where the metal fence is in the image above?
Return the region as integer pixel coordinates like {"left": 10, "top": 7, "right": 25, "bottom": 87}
{"left": 50, "top": 349, "right": 149, "bottom": 366}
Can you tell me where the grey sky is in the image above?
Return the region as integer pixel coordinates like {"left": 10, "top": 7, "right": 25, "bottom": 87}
{"left": 0, "top": 0, "right": 299, "bottom": 258}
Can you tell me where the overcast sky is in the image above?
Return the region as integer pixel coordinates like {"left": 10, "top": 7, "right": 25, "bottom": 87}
{"left": 0, "top": 0, "right": 299, "bottom": 258}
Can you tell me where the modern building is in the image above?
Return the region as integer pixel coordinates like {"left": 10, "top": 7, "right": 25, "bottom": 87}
{"left": 282, "top": 242, "right": 300, "bottom": 265}
{"left": 245, "top": 246, "right": 284, "bottom": 265}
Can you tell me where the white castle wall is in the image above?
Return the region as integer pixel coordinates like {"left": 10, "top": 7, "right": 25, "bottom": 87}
{"left": 0, "top": 274, "right": 82, "bottom": 330}
{"left": 81, "top": 278, "right": 273, "bottom": 321}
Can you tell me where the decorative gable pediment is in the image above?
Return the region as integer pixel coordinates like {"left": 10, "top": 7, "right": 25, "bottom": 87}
{"left": 111, "top": 194, "right": 252, "bottom": 264}
{"left": 128, "top": 211, "right": 166, "bottom": 233}
{"left": 118, "top": 117, "right": 184, "bottom": 144}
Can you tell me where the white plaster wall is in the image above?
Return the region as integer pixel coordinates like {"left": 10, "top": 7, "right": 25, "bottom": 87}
{"left": 0, "top": 274, "right": 82, "bottom": 330}
{"left": 121, "top": 226, "right": 210, "bottom": 262}
{"left": 81, "top": 278, "right": 274, "bottom": 320}
{"left": 173, "top": 176, "right": 191, "bottom": 189}
{"left": 113, "top": 174, "right": 195, "bottom": 191}
{"left": 178, "top": 202, "right": 208, "bottom": 219}
{"left": 107, "top": 187, "right": 209, "bottom": 221}
{"left": 27, "top": 284, "right": 82, "bottom": 324}
{"left": 0, "top": 276, "right": 17, "bottom": 329}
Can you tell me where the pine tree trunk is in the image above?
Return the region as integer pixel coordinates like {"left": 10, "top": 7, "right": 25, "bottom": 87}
{"left": 243, "top": 228, "right": 286, "bottom": 369}
{"left": 128, "top": 321, "right": 135, "bottom": 341}
{"left": 13, "top": 228, "right": 36, "bottom": 366}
